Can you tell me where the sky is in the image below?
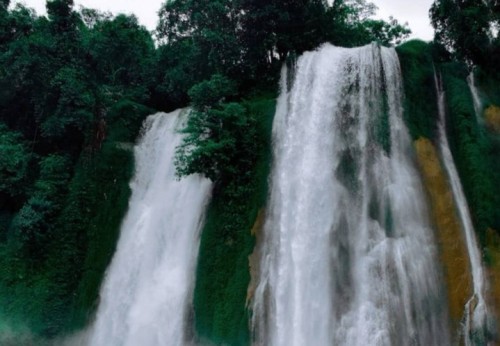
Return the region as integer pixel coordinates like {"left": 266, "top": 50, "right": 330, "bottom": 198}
{"left": 12, "top": 0, "right": 435, "bottom": 41}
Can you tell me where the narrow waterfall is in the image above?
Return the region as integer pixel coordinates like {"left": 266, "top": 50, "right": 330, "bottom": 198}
{"left": 467, "top": 72, "right": 483, "bottom": 121}
{"left": 251, "top": 44, "right": 450, "bottom": 346}
{"left": 88, "top": 110, "right": 212, "bottom": 346}
{"left": 435, "top": 75, "right": 488, "bottom": 344}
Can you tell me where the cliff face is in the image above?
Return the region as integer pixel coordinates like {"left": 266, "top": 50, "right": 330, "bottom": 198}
{"left": 414, "top": 137, "right": 473, "bottom": 330}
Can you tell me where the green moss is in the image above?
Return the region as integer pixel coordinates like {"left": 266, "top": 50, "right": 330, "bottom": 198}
{"left": 441, "top": 62, "right": 496, "bottom": 244}
{"left": 64, "top": 143, "right": 134, "bottom": 330}
{"left": 193, "top": 97, "right": 275, "bottom": 345}
{"left": 474, "top": 69, "right": 500, "bottom": 232}
{"left": 0, "top": 101, "right": 152, "bottom": 339}
{"left": 63, "top": 101, "right": 153, "bottom": 332}
{"left": 396, "top": 40, "right": 439, "bottom": 140}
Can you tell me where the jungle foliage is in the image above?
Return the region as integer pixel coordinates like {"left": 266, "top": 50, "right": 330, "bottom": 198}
{"left": 396, "top": 40, "right": 439, "bottom": 140}
{"left": 430, "top": 0, "right": 500, "bottom": 74}
{"left": 429, "top": 0, "right": 500, "bottom": 242}
{"left": 2, "top": 0, "right": 499, "bottom": 343}
{"left": 0, "top": 0, "right": 154, "bottom": 338}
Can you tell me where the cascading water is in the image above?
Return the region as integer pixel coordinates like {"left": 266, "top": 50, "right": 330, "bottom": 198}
{"left": 435, "top": 74, "right": 489, "bottom": 344}
{"left": 467, "top": 72, "right": 483, "bottom": 122}
{"left": 252, "top": 44, "right": 451, "bottom": 346}
{"left": 88, "top": 110, "right": 212, "bottom": 346}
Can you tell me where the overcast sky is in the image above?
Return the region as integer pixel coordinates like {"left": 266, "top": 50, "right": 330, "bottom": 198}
{"left": 12, "top": 0, "right": 435, "bottom": 41}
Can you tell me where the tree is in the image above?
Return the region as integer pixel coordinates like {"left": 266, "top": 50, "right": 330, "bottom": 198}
{"left": 238, "top": 0, "right": 330, "bottom": 74}
{"left": 430, "top": 0, "right": 491, "bottom": 65}
{"left": 86, "top": 13, "right": 155, "bottom": 101}
{"left": 46, "top": 0, "right": 78, "bottom": 34}
{"left": 41, "top": 67, "right": 95, "bottom": 142}
{"left": 0, "top": 123, "right": 31, "bottom": 199}
{"left": 175, "top": 74, "right": 258, "bottom": 181}
{"left": 360, "top": 17, "right": 411, "bottom": 46}
{"left": 158, "top": 0, "right": 241, "bottom": 77}
{"left": 10, "top": 154, "right": 70, "bottom": 259}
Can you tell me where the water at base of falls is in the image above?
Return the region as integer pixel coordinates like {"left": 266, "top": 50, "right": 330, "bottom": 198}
{"left": 252, "top": 44, "right": 451, "bottom": 346}
{"left": 88, "top": 110, "right": 212, "bottom": 346}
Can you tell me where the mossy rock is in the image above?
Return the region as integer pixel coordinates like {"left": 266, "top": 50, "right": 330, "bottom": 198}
{"left": 484, "top": 105, "right": 500, "bottom": 133}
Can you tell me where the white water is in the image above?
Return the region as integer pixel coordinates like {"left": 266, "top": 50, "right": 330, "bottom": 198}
{"left": 252, "top": 44, "right": 450, "bottom": 346}
{"left": 467, "top": 72, "right": 483, "bottom": 122}
{"left": 88, "top": 110, "right": 212, "bottom": 346}
{"left": 435, "top": 75, "right": 488, "bottom": 344}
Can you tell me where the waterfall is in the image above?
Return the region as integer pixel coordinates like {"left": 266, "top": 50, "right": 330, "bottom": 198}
{"left": 251, "top": 44, "right": 450, "bottom": 346}
{"left": 467, "top": 72, "right": 483, "bottom": 122}
{"left": 88, "top": 110, "right": 212, "bottom": 346}
{"left": 435, "top": 74, "right": 489, "bottom": 344}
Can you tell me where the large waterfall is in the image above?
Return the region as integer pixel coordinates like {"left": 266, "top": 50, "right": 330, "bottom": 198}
{"left": 88, "top": 110, "right": 212, "bottom": 346}
{"left": 251, "top": 44, "right": 451, "bottom": 345}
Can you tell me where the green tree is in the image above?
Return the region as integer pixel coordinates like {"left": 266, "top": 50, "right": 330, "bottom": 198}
{"left": 9, "top": 155, "right": 70, "bottom": 259}
{"left": 430, "top": 0, "right": 491, "bottom": 65}
{"left": 175, "top": 74, "right": 258, "bottom": 181}
{"left": 360, "top": 17, "right": 411, "bottom": 46}
{"left": 0, "top": 123, "right": 31, "bottom": 199}
{"left": 158, "top": 0, "right": 241, "bottom": 77}
{"left": 87, "top": 14, "right": 154, "bottom": 100}
{"left": 41, "top": 67, "right": 95, "bottom": 142}
{"left": 237, "top": 0, "right": 330, "bottom": 81}
{"left": 153, "top": 38, "right": 201, "bottom": 109}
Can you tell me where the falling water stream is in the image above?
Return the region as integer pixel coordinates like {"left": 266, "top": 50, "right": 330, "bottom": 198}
{"left": 467, "top": 72, "right": 483, "bottom": 122}
{"left": 435, "top": 74, "right": 489, "bottom": 344}
{"left": 88, "top": 110, "right": 212, "bottom": 346}
{"left": 252, "top": 44, "right": 450, "bottom": 346}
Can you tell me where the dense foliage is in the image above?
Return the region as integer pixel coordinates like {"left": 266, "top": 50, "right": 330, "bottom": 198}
{"left": 3, "top": 0, "right": 499, "bottom": 344}
{"left": 430, "top": 0, "right": 500, "bottom": 73}
{"left": 194, "top": 98, "right": 275, "bottom": 345}
{"left": 441, "top": 63, "right": 497, "bottom": 244}
{"left": 158, "top": 0, "right": 411, "bottom": 184}
{"left": 396, "top": 40, "right": 439, "bottom": 140}
{"left": 0, "top": 0, "right": 154, "bottom": 338}
{"left": 429, "top": 0, "right": 500, "bottom": 242}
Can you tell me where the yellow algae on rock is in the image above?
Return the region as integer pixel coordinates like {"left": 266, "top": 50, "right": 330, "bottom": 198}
{"left": 414, "top": 137, "right": 473, "bottom": 329}
{"left": 485, "top": 228, "right": 500, "bottom": 339}
{"left": 485, "top": 105, "right": 500, "bottom": 133}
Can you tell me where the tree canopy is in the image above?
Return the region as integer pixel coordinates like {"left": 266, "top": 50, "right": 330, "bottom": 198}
{"left": 430, "top": 0, "right": 500, "bottom": 70}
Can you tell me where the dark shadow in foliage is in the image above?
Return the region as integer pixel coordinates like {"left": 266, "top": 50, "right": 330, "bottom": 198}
{"left": 396, "top": 40, "right": 439, "bottom": 140}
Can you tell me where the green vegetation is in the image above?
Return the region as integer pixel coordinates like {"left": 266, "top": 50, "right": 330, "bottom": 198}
{"left": 396, "top": 40, "right": 439, "bottom": 140}
{"left": 429, "top": 0, "right": 500, "bottom": 242}
{"left": 430, "top": 0, "right": 500, "bottom": 73}
{"left": 440, "top": 63, "right": 495, "bottom": 244}
{"left": 194, "top": 98, "right": 275, "bottom": 345}
{"left": 0, "top": 0, "right": 154, "bottom": 338}
{"left": 1, "top": 0, "right": 498, "bottom": 343}
{"left": 397, "top": 37, "right": 500, "bottom": 246}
